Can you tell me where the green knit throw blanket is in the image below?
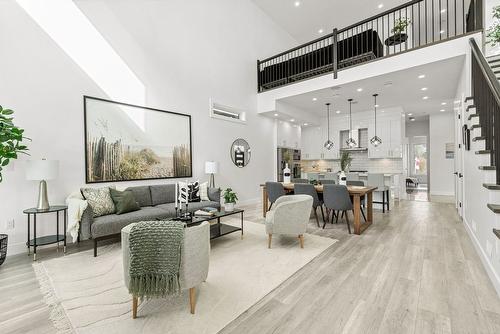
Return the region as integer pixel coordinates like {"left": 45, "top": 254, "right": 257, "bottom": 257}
{"left": 128, "top": 221, "right": 185, "bottom": 298}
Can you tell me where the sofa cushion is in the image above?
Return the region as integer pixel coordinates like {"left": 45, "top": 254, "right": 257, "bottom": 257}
{"left": 91, "top": 207, "right": 169, "bottom": 239}
{"left": 109, "top": 188, "right": 140, "bottom": 214}
{"left": 125, "top": 186, "right": 152, "bottom": 207}
{"left": 81, "top": 187, "right": 116, "bottom": 217}
{"left": 150, "top": 184, "right": 175, "bottom": 206}
{"left": 208, "top": 187, "right": 221, "bottom": 202}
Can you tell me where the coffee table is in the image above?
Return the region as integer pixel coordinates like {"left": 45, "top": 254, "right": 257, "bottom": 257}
{"left": 189, "top": 209, "right": 244, "bottom": 240}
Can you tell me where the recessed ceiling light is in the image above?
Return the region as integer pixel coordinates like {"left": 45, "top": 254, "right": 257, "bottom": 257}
{"left": 303, "top": 123, "right": 308, "bottom": 126}
{"left": 312, "top": 97, "right": 317, "bottom": 101}
{"left": 423, "top": 96, "right": 429, "bottom": 100}
{"left": 410, "top": 117, "right": 416, "bottom": 121}
{"left": 318, "top": 28, "right": 324, "bottom": 34}
{"left": 274, "top": 113, "right": 278, "bottom": 116}
{"left": 418, "top": 74, "right": 425, "bottom": 79}
{"left": 441, "top": 8, "right": 447, "bottom": 13}
{"left": 440, "top": 109, "right": 445, "bottom": 112}
{"left": 408, "top": 113, "right": 413, "bottom": 116}
{"left": 336, "top": 110, "right": 341, "bottom": 114}
{"left": 421, "top": 87, "right": 428, "bottom": 91}
{"left": 290, "top": 119, "right": 295, "bottom": 122}
{"left": 441, "top": 102, "right": 447, "bottom": 105}
{"left": 375, "top": 104, "right": 380, "bottom": 107}
{"left": 357, "top": 88, "right": 363, "bottom": 92}
{"left": 440, "top": 30, "right": 445, "bottom": 34}
{"left": 294, "top": 1, "right": 300, "bottom": 7}
{"left": 378, "top": 4, "right": 384, "bottom": 9}
{"left": 381, "top": 110, "right": 385, "bottom": 113}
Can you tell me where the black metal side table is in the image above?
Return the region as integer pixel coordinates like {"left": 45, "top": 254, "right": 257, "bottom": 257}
{"left": 23, "top": 205, "right": 68, "bottom": 261}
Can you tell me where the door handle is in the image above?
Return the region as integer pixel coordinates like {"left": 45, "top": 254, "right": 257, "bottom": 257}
{"left": 459, "top": 173, "right": 463, "bottom": 178}
{"left": 454, "top": 172, "right": 458, "bottom": 175}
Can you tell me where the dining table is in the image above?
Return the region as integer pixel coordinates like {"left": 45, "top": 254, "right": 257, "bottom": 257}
{"left": 260, "top": 183, "right": 378, "bottom": 235}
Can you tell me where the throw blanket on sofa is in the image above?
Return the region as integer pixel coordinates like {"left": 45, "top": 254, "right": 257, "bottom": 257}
{"left": 65, "top": 191, "right": 88, "bottom": 243}
{"left": 128, "top": 220, "right": 185, "bottom": 298}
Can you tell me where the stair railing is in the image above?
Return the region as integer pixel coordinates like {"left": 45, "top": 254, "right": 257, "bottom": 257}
{"left": 469, "top": 38, "right": 500, "bottom": 184}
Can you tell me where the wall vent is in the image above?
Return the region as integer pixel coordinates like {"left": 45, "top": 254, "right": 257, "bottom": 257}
{"left": 209, "top": 99, "right": 246, "bottom": 124}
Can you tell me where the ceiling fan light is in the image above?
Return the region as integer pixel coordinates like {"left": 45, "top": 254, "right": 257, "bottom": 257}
{"left": 324, "top": 140, "right": 334, "bottom": 150}
{"left": 370, "top": 135, "right": 382, "bottom": 147}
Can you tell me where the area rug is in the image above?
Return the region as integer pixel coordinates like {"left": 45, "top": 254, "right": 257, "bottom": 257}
{"left": 33, "top": 221, "right": 336, "bottom": 334}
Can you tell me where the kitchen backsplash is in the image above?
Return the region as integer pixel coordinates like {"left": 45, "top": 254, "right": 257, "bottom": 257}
{"left": 301, "top": 151, "right": 403, "bottom": 173}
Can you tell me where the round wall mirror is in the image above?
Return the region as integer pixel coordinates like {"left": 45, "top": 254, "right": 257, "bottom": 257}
{"left": 230, "top": 139, "right": 251, "bottom": 168}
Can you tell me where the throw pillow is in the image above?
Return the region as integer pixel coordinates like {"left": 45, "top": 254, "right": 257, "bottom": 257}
{"left": 109, "top": 188, "right": 140, "bottom": 215}
{"left": 178, "top": 181, "right": 201, "bottom": 203}
{"left": 199, "top": 181, "right": 209, "bottom": 201}
{"left": 80, "top": 187, "right": 116, "bottom": 217}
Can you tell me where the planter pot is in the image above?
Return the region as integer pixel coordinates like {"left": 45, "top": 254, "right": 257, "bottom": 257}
{"left": 339, "top": 171, "right": 347, "bottom": 186}
{"left": 384, "top": 33, "right": 408, "bottom": 46}
{"left": 224, "top": 202, "right": 235, "bottom": 212}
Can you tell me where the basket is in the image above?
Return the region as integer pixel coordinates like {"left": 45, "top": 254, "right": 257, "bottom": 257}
{"left": 0, "top": 234, "right": 7, "bottom": 266}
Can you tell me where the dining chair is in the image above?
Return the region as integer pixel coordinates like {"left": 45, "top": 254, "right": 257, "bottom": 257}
{"left": 367, "top": 173, "right": 390, "bottom": 213}
{"left": 265, "top": 182, "right": 286, "bottom": 211}
{"left": 294, "top": 183, "right": 324, "bottom": 227}
{"left": 346, "top": 180, "right": 367, "bottom": 222}
{"left": 292, "top": 178, "right": 309, "bottom": 184}
{"left": 346, "top": 173, "right": 360, "bottom": 182}
{"left": 322, "top": 184, "right": 352, "bottom": 233}
{"left": 321, "top": 180, "right": 336, "bottom": 184}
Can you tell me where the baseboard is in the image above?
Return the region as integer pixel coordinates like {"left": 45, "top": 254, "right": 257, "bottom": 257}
{"left": 429, "top": 191, "right": 455, "bottom": 196}
{"left": 463, "top": 217, "right": 500, "bottom": 297}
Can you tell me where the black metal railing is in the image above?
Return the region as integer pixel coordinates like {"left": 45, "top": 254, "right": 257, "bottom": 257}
{"left": 257, "top": 0, "right": 483, "bottom": 92}
{"left": 470, "top": 38, "right": 500, "bottom": 183}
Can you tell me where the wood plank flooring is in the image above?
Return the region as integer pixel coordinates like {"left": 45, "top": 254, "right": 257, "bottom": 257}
{"left": 1, "top": 199, "right": 499, "bottom": 333}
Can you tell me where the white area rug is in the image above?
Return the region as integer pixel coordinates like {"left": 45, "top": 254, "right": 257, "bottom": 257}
{"left": 34, "top": 221, "right": 336, "bottom": 334}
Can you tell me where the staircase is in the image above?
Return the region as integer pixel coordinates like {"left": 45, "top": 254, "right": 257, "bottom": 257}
{"left": 468, "top": 39, "right": 500, "bottom": 239}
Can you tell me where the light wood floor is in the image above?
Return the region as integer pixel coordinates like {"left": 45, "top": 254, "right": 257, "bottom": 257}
{"left": 1, "top": 200, "right": 500, "bottom": 333}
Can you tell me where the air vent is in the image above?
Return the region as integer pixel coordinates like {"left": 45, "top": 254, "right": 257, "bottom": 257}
{"left": 209, "top": 99, "right": 246, "bottom": 124}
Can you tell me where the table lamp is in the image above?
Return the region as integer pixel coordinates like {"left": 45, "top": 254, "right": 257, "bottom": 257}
{"left": 205, "top": 161, "right": 218, "bottom": 188}
{"left": 26, "top": 159, "right": 59, "bottom": 211}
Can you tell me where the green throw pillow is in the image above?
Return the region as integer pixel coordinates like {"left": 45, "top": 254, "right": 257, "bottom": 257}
{"left": 109, "top": 188, "right": 140, "bottom": 215}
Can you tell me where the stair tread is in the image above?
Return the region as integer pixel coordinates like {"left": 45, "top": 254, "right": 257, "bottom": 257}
{"left": 471, "top": 124, "right": 481, "bottom": 129}
{"left": 476, "top": 150, "right": 491, "bottom": 154}
{"left": 465, "top": 96, "right": 474, "bottom": 103}
{"left": 488, "top": 204, "right": 500, "bottom": 213}
{"left": 473, "top": 136, "right": 486, "bottom": 141}
{"left": 483, "top": 183, "right": 500, "bottom": 190}
{"left": 468, "top": 113, "right": 479, "bottom": 120}
{"left": 466, "top": 105, "right": 476, "bottom": 111}
{"left": 479, "top": 166, "right": 496, "bottom": 170}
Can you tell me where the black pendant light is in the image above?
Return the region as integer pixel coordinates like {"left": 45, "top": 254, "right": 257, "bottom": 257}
{"left": 324, "top": 103, "right": 334, "bottom": 150}
{"left": 370, "top": 94, "right": 382, "bottom": 147}
{"left": 346, "top": 99, "right": 357, "bottom": 148}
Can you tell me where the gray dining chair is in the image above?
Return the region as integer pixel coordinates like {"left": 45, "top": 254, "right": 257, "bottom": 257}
{"left": 294, "top": 183, "right": 324, "bottom": 227}
{"left": 367, "top": 173, "right": 390, "bottom": 213}
{"left": 292, "top": 178, "right": 309, "bottom": 184}
{"left": 321, "top": 180, "right": 336, "bottom": 184}
{"left": 346, "top": 180, "right": 367, "bottom": 222}
{"left": 265, "top": 182, "right": 286, "bottom": 211}
{"left": 322, "top": 184, "right": 352, "bottom": 233}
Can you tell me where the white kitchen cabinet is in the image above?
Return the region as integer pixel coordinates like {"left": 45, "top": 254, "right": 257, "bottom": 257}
{"left": 301, "top": 126, "right": 322, "bottom": 160}
{"left": 389, "top": 119, "right": 402, "bottom": 158}
{"left": 368, "top": 115, "right": 403, "bottom": 159}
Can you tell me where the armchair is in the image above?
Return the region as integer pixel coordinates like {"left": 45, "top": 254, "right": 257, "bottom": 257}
{"left": 121, "top": 221, "right": 210, "bottom": 318}
{"left": 265, "top": 195, "right": 313, "bottom": 249}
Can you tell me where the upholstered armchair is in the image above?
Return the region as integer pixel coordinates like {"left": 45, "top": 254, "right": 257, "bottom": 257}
{"left": 121, "top": 221, "right": 210, "bottom": 318}
{"left": 265, "top": 194, "right": 313, "bottom": 249}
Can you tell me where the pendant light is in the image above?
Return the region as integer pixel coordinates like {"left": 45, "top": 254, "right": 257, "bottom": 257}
{"left": 346, "top": 99, "right": 357, "bottom": 148}
{"left": 323, "top": 103, "right": 334, "bottom": 150}
{"left": 370, "top": 94, "right": 382, "bottom": 147}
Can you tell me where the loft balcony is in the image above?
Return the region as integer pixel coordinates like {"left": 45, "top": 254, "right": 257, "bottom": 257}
{"left": 257, "top": 0, "right": 483, "bottom": 93}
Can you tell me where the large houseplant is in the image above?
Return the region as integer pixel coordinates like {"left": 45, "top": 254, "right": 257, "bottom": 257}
{"left": 487, "top": 5, "right": 500, "bottom": 47}
{"left": 0, "top": 106, "right": 30, "bottom": 182}
{"left": 223, "top": 188, "right": 238, "bottom": 212}
{"left": 387, "top": 18, "right": 411, "bottom": 45}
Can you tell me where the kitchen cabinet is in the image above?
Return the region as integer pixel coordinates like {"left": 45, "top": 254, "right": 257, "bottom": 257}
{"left": 301, "top": 126, "right": 322, "bottom": 160}
{"left": 368, "top": 116, "right": 403, "bottom": 158}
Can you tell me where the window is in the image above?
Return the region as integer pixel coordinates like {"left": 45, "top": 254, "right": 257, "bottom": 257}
{"left": 413, "top": 143, "right": 427, "bottom": 175}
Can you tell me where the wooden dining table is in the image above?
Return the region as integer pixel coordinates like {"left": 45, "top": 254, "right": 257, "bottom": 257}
{"left": 260, "top": 183, "right": 377, "bottom": 235}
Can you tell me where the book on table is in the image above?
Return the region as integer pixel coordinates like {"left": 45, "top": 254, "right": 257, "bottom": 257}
{"left": 194, "top": 207, "right": 219, "bottom": 216}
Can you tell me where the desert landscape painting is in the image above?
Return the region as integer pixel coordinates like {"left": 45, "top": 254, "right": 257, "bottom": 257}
{"left": 84, "top": 96, "right": 192, "bottom": 183}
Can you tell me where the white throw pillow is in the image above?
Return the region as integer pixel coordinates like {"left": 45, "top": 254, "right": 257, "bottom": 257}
{"left": 200, "top": 182, "right": 209, "bottom": 201}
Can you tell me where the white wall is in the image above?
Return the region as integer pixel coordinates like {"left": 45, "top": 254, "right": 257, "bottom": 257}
{"left": 429, "top": 113, "right": 455, "bottom": 195}
{"left": 277, "top": 121, "right": 301, "bottom": 149}
{"left": 0, "top": 0, "right": 296, "bottom": 255}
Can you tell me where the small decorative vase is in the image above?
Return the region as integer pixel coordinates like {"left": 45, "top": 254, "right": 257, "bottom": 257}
{"left": 224, "top": 202, "right": 235, "bottom": 212}
{"left": 339, "top": 170, "right": 347, "bottom": 186}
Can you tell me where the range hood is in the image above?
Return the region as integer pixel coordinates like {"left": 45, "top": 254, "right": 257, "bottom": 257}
{"left": 340, "top": 128, "right": 368, "bottom": 151}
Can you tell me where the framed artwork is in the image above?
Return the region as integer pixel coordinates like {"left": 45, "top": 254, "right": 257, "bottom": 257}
{"left": 84, "top": 96, "right": 192, "bottom": 183}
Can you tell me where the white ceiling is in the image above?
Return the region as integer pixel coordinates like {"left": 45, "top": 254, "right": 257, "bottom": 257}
{"left": 266, "top": 55, "right": 464, "bottom": 125}
{"left": 252, "top": 0, "right": 406, "bottom": 43}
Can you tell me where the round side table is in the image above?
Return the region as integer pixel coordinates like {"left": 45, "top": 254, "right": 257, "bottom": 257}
{"left": 23, "top": 205, "right": 68, "bottom": 261}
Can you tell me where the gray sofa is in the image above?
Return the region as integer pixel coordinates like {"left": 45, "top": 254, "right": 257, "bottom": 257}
{"left": 80, "top": 184, "right": 220, "bottom": 256}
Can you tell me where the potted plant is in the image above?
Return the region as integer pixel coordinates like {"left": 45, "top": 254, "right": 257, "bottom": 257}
{"left": 386, "top": 18, "right": 411, "bottom": 46}
{"left": 339, "top": 151, "right": 352, "bottom": 186}
{"left": 0, "top": 105, "right": 30, "bottom": 183}
{"left": 487, "top": 6, "right": 500, "bottom": 48}
{"left": 223, "top": 188, "right": 238, "bottom": 212}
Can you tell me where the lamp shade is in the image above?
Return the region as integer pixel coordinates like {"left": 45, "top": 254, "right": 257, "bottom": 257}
{"left": 26, "top": 160, "right": 59, "bottom": 181}
{"left": 205, "top": 161, "right": 218, "bottom": 174}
